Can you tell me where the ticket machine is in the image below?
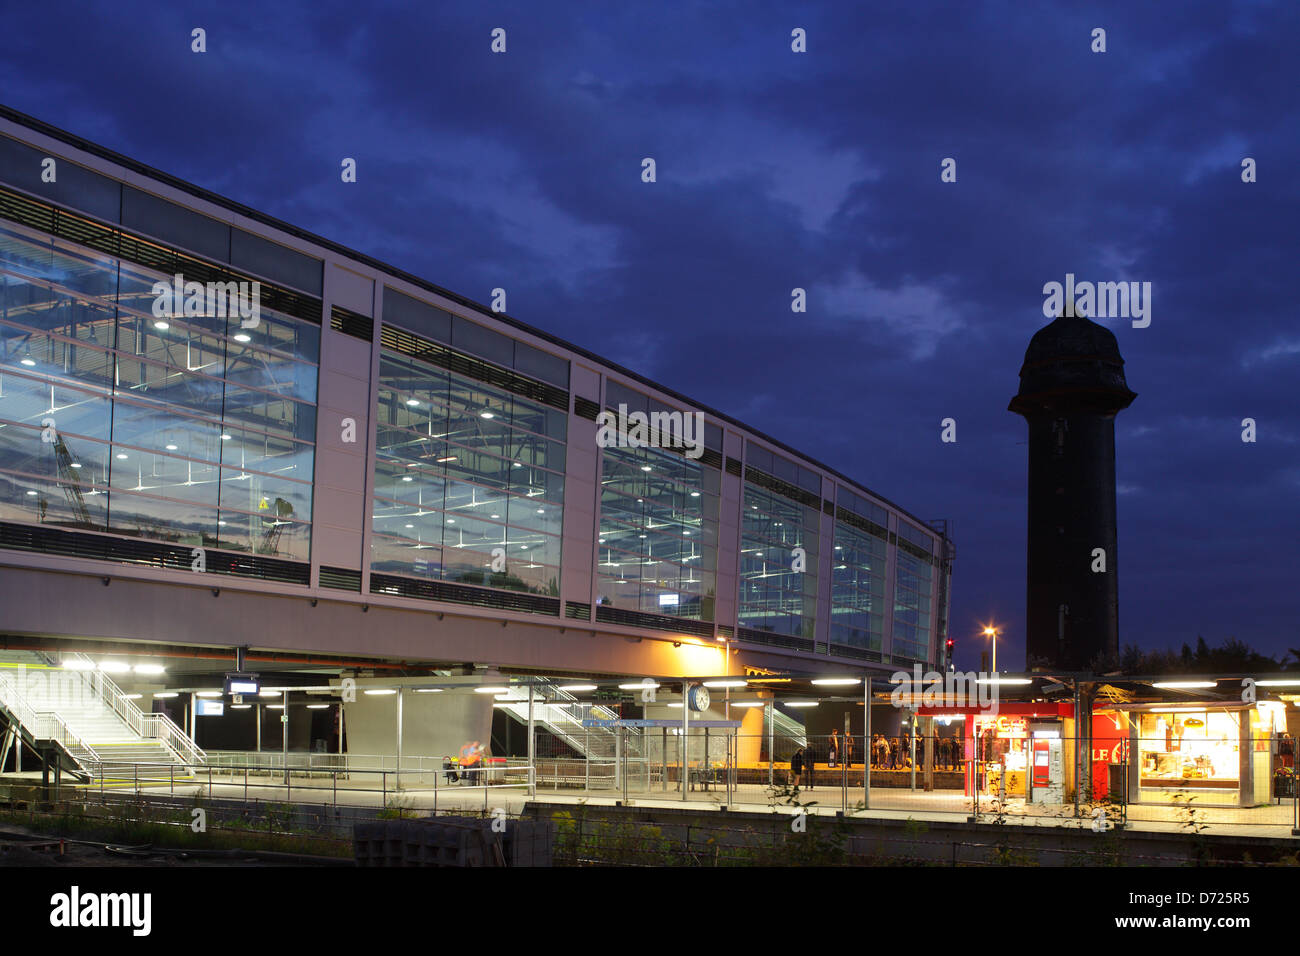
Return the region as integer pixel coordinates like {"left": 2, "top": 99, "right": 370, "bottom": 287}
{"left": 1029, "top": 725, "right": 1065, "bottom": 804}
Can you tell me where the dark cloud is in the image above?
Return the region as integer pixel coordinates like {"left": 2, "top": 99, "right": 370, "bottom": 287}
{"left": 1, "top": 0, "right": 1295, "bottom": 665}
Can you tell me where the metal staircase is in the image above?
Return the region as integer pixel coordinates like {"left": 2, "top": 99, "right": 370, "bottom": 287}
{"left": 0, "top": 651, "right": 204, "bottom": 783}
{"left": 0, "top": 667, "right": 100, "bottom": 781}
{"left": 492, "top": 681, "right": 634, "bottom": 759}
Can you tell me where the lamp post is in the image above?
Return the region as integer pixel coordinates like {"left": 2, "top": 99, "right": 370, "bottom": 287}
{"left": 982, "top": 625, "right": 1000, "bottom": 674}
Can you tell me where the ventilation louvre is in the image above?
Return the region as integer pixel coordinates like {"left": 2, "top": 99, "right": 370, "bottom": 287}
{"left": 564, "top": 601, "right": 592, "bottom": 621}
{"left": 737, "top": 626, "right": 815, "bottom": 654}
{"left": 835, "top": 505, "right": 888, "bottom": 542}
{"left": 595, "top": 605, "right": 715, "bottom": 638}
{"left": 724, "top": 457, "right": 743, "bottom": 477}
{"left": 0, "top": 521, "right": 309, "bottom": 585}
{"left": 381, "top": 325, "right": 568, "bottom": 410}
{"left": 573, "top": 396, "right": 600, "bottom": 421}
{"left": 369, "top": 572, "right": 560, "bottom": 616}
{"left": 744, "top": 466, "right": 821, "bottom": 509}
{"left": 319, "top": 565, "right": 362, "bottom": 591}
{"left": 0, "top": 185, "right": 323, "bottom": 324}
{"left": 330, "top": 306, "right": 374, "bottom": 342}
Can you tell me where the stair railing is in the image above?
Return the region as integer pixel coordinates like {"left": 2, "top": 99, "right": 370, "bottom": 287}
{"left": 57, "top": 653, "right": 205, "bottom": 765}
{"left": 0, "top": 670, "right": 101, "bottom": 777}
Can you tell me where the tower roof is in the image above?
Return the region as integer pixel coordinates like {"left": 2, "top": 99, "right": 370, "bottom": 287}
{"left": 1009, "top": 313, "right": 1137, "bottom": 416}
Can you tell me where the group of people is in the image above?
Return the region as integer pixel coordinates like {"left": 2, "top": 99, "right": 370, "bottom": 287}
{"left": 870, "top": 734, "right": 964, "bottom": 770}
{"left": 787, "top": 732, "right": 965, "bottom": 785}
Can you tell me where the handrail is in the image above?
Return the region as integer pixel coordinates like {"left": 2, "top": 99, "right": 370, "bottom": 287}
{"left": 496, "top": 681, "right": 629, "bottom": 758}
{"left": 59, "top": 653, "right": 206, "bottom": 765}
{"left": 0, "top": 670, "right": 101, "bottom": 775}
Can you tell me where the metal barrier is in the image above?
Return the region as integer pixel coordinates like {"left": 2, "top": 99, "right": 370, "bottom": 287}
{"left": 14, "top": 727, "right": 1298, "bottom": 839}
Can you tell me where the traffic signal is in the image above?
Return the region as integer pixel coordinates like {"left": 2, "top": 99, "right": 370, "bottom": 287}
{"left": 945, "top": 639, "right": 954, "bottom": 667}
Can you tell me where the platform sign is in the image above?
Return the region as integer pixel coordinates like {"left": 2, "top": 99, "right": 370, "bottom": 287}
{"left": 224, "top": 672, "right": 260, "bottom": 699}
{"left": 196, "top": 699, "right": 224, "bottom": 717}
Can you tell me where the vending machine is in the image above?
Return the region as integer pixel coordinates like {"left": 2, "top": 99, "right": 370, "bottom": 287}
{"left": 1029, "top": 726, "right": 1065, "bottom": 804}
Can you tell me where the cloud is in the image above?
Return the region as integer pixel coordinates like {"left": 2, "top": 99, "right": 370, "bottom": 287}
{"left": 821, "top": 271, "right": 963, "bottom": 360}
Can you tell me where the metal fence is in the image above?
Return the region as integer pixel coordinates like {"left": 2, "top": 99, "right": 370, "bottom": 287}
{"left": 10, "top": 730, "right": 1300, "bottom": 838}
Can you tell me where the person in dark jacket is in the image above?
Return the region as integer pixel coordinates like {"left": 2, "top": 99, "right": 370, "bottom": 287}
{"left": 790, "top": 747, "right": 804, "bottom": 788}
{"left": 804, "top": 741, "right": 815, "bottom": 789}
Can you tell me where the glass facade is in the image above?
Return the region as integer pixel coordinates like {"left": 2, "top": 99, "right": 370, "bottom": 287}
{"left": 892, "top": 523, "right": 935, "bottom": 662}
{"left": 0, "top": 219, "right": 319, "bottom": 560}
{"left": 370, "top": 341, "right": 566, "bottom": 596}
{"left": 830, "top": 521, "right": 888, "bottom": 654}
{"left": 738, "top": 481, "right": 819, "bottom": 640}
{"left": 0, "top": 122, "right": 951, "bottom": 662}
{"left": 596, "top": 440, "right": 719, "bottom": 619}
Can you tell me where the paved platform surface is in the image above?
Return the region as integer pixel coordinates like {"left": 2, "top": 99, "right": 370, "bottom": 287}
{"left": 56, "top": 772, "right": 1299, "bottom": 840}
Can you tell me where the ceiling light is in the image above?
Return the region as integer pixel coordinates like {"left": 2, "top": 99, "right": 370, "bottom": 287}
{"left": 475, "top": 686, "right": 509, "bottom": 694}
{"left": 265, "top": 704, "right": 284, "bottom": 710}
{"left": 1152, "top": 681, "right": 1218, "bottom": 689}
{"left": 704, "top": 680, "right": 747, "bottom": 688}
{"left": 480, "top": 411, "right": 495, "bottom": 419}
{"left": 165, "top": 444, "right": 178, "bottom": 451}
{"left": 558, "top": 684, "right": 597, "bottom": 693}
{"left": 231, "top": 704, "right": 251, "bottom": 710}
{"left": 196, "top": 691, "right": 222, "bottom": 698}
{"left": 115, "top": 453, "right": 128, "bottom": 460}
{"left": 133, "top": 664, "right": 166, "bottom": 675}
{"left": 811, "top": 678, "right": 861, "bottom": 686}
{"left": 220, "top": 433, "right": 232, "bottom": 441}
{"left": 233, "top": 333, "right": 251, "bottom": 343}
{"left": 783, "top": 701, "right": 818, "bottom": 708}
{"left": 406, "top": 399, "right": 419, "bottom": 407}
{"left": 123, "top": 693, "right": 143, "bottom": 700}
{"left": 618, "top": 681, "right": 659, "bottom": 690}
{"left": 153, "top": 320, "right": 169, "bottom": 331}
{"left": 153, "top": 692, "right": 179, "bottom": 699}
{"left": 69, "top": 462, "right": 82, "bottom": 468}
{"left": 20, "top": 356, "right": 36, "bottom": 367}
{"left": 25, "top": 490, "right": 37, "bottom": 496}
{"left": 437, "top": 456, "right": 457, "bottom": 463}
{"left": 415, "top": 688, "right": 444, "bottom": 694}
{"left": 690, "top": 492, "right": 700, "bottom": 498}
{"left": 307, "top": 704, "right": 329, "bottom": 709}
{"left": 259, "top": 690, "right": 281, "bottom": 698}
{"left": 364, "top": 689, "right": 397, "bottom": 696}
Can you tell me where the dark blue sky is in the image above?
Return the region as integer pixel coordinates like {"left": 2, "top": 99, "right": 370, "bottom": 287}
{"left": 3, "top": 1, "right": 1296, "bottom": 668}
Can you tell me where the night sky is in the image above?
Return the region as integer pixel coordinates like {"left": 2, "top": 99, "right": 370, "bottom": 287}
{"left": 2, "top": 2, "right": 1296, "bottom": 668}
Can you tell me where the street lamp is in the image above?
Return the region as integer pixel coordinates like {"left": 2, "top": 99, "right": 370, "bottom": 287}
{"left": 982, "top": 625, "right": 999, "bottom": 674}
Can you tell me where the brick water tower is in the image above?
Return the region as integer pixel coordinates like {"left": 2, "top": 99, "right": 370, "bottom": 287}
{"left": 1009, "top": 312, "right": 1137, "bottom": 670}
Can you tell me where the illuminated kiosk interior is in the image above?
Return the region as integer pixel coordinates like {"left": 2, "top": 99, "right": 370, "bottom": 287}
{"left": 1098, "top": 701, "right": 1284, "bottom": 808}
{"left": 918, "top": 701, "right": 1073, "bottom": 804}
